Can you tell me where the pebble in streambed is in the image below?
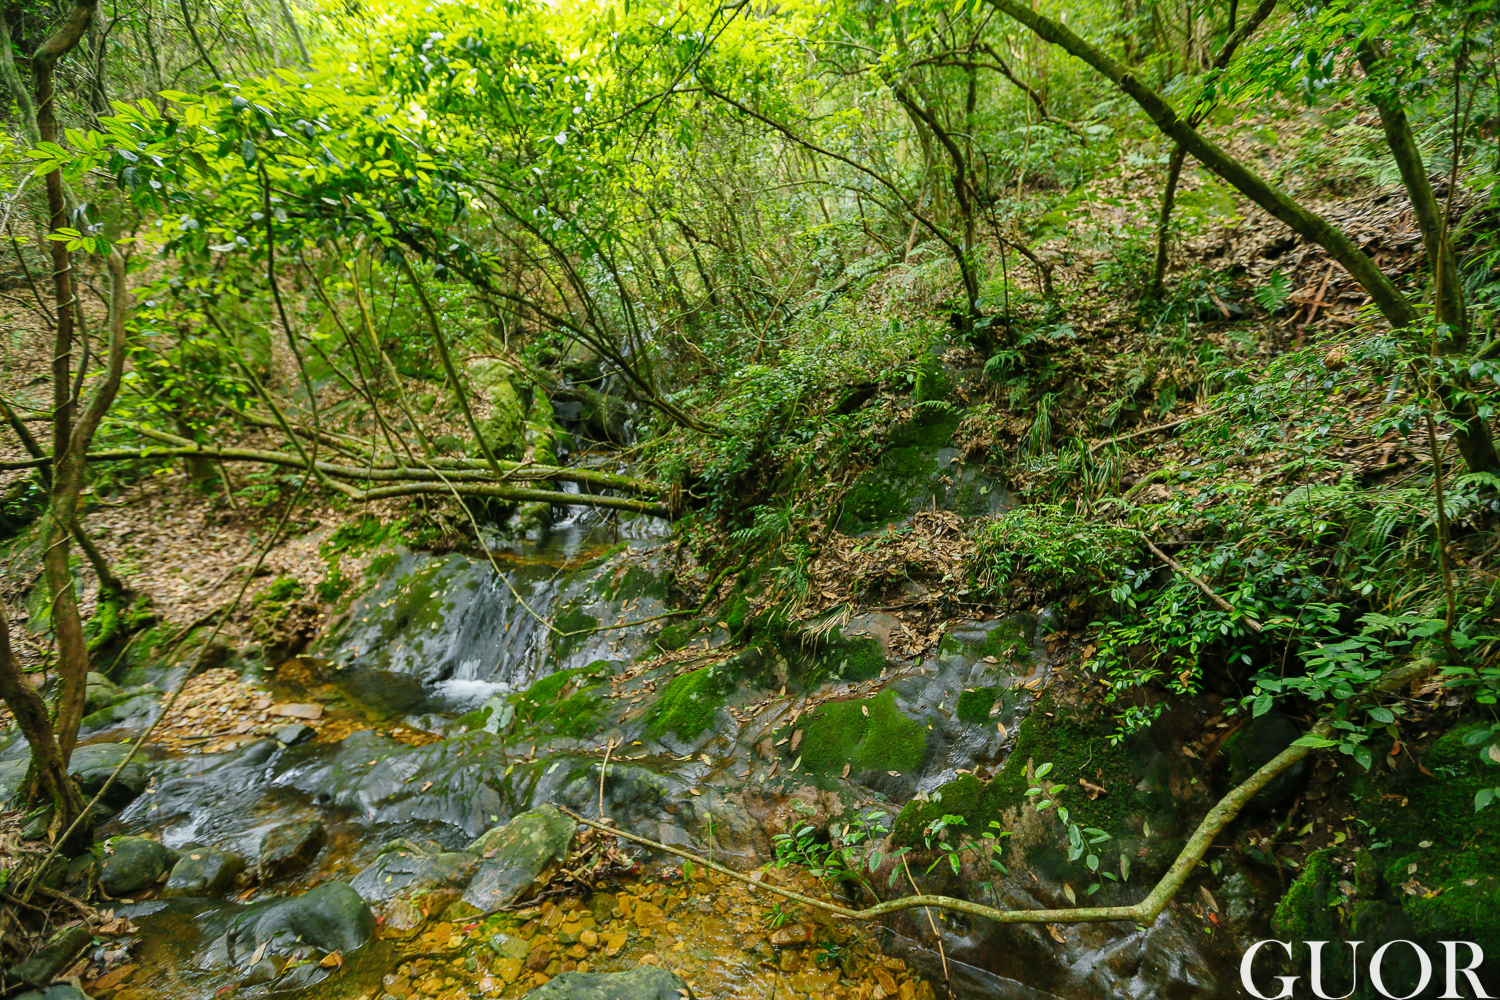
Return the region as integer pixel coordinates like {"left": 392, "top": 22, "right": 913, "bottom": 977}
{"left": 380, "top": 875, "right": 935, "bottom": 1000}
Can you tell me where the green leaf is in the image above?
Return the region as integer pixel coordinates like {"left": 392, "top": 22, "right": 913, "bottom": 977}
{"left": 1292, "top": 735, "right": 1339, "bottom": 748}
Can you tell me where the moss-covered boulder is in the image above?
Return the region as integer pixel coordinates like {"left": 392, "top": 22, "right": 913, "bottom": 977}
{"left": 794, "top": 689, "right": 927, "bottom": 776}
{"left": 1262, "top": 721, "right": 1500, "bottom": 998}
{"left": 468, "top": 359, "right": 525, "bottom": 460}
{"left": 1369, "top": 722, "right": 1500, "bottom": 962}
{"left": 837, "top": 407, "right": 1008, "bottom": 533}
{"left": 462, "top": 805, "right": 575, "bottom": 912}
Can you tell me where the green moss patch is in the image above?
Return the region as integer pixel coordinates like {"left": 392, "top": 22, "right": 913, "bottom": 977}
{"left": 799, "top": 630, "right": 888, "bottom": 687}
{"left": 645, "top": 665, "right": 734, "bottom": 741}
{"left": 956, "top": 687, "right": 1002, "bottom": 725}
{"left": 1368, "top": 722, "right": 1500, "bottom": 955}
{"left": 893, "top": 774, "right": 985, "bottom": 843}
{"left": 512, "top": 662, "right": 613, "bottom": 738}
{"left": 654, "top": 619, "right": 705, "bottom": 652}
{"left": 837, "top": 407, "right": 964, "bottom": 533}
{"left": 796, "top": 689, "right": 926, "bottom": 775}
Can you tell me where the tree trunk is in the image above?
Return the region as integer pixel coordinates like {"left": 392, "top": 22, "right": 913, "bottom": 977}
{"left": 1149, "top": 145, "right": 1188, "bottom": 298}
{"left": 0, "top": 604, "right": 89, "bottom": 845}
{"left": 985, "top": 0, "right": 1500, "bottom": 474}
{"left": 35, "top": 1, "right": 99, "bottom": 764}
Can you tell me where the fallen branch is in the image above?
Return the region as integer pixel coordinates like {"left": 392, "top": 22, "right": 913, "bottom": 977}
{"left": 1, "top": 439, "right": 670, "bottom": 514}
{"left": 561, "top": 657, "right": 1435, "bottom": 929}
{"left": 1146, "top": 539, "right": 1264, "bottom": 632}
{"left": 1088, "top": 412, "right": 1212, "bottom": 454}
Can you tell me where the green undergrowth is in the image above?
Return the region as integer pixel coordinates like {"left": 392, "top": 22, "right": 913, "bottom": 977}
{"left": 317, "top": 514, "right": 403, "bottom": 605}
{"left": 891, "top": 695, "right": 1159, "bottom": 853}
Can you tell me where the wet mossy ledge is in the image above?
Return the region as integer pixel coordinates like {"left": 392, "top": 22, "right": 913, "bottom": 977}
{"left": 794, "top": 689, "right": 927, "bottom": 775}
{"left": 1252, "top": 719, "right": 1500, "bottom": 998}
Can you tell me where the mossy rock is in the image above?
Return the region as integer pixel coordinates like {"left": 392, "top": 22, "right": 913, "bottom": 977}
{"left": 1271, "top": 848, "right": 1365, "bottom": 941}
{"left": 1369, "top": 721, "right": 1500, "bottom": 959}
{"left": 795, "top": 689, "right": 927, "bottom": 776}
{"left": 837, "top": 407, "right": 1003, "bottom": 534}
{"left": 933, "top": 616, "right": 1029, "bottom": 665}
{"left": 512, "top": 662, "right": 614, "bottom": 739}
{"left": 966, "top": 697, "right": 1190, "bottom": 874}
{"left": 645, "top": 663, "right": 738, "bottom": 741}
{"left": 468, "top": 360, "right": 525, "bottom": 460}
{"left": 798, "top": 629, "right": 888, "bottom": 687}
{"left": 893, "top": 774, "right": 986, "bottom": 844}
{"left": 719, "top": 593, "right": 751, "bottom": 637}
{"left": 956, "top": 687, "right": 1004, "bottom": 725}
{"left": 654, "top": 620, "right": 705, "bottom": 652}
{"left": 911, "top": 355, "right": 953, "bottom": 404}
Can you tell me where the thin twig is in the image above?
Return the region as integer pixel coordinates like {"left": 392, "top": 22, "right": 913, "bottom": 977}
{"left": 1146, "top": 539, "right": 1263, "bottom": 632}
{"left": 598, "top": 737, "right": 617, "bottom": 819}
{"left": 1088, "top": 412, "right": 1209, "bottom": 454}
{"left": 901, "top": 853, "right": 950, "bottom": 984}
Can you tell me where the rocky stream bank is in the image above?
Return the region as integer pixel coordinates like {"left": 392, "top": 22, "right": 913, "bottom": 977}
{"left": 3, "top": 436, "right": 1496, "bottom": 1000}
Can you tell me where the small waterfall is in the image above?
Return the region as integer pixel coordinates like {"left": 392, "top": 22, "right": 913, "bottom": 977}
{"left": 326, "top": 510, "right": 625, "bottom": 716}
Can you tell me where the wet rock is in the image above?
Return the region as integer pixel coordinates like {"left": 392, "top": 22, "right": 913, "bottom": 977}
{"left": 768, "top": 923, "right": 814, "bottom": 947}
{"left": 258, "top": 819, "right": 327, "bottom": 880}
{"left": 350, "top": 839, "right": 480, "bottom": 927}
{"left": 521, "top": 966, "right": 694, "bottom": 1000}
{"left": 164, "top": 845, "right": 246, "bottom": 898}
{"left": 100, "top": 836, "right": 173, "bottom": 896}
{"left": 14, "top": 987, "right": 92, "bottom": 1000}
{"left": 7, "top": 925, "right": 92, "bottom": 986}
{"left": 85, "top": 671, "right": 120, "bottom": 712}
{"left": 273, "top": 723, "right": 316, "bottom": 746}
{"left": 462, "top": 804, "right": 575, "bottom": 911}
{"left": 197, "top": 881, "right": 374, "bottom": 980}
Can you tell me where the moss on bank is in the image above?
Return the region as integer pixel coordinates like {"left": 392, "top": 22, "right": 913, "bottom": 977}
{"left": 645, "top": 665, "right": 735, "bottom": 741}
{"left": 796, "top": 689, "right": 926, "bottom": 775}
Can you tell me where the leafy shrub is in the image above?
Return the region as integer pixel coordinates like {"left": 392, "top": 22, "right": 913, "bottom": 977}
{"left": 968, "top": 505, "right": 1140, "bottom": 597}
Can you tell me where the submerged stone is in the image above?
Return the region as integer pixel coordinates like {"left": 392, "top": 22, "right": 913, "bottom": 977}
{"left": 273, "top": 722, "right": 316, "bottom": 746}
{"left": 197, "top": 881, "right": 374, "bottom": 986}
{"left": 520, "top": 966, "right": 695, "bottom": 1000}
{"left": 350, "top": 839, "right": 480, "bottom": 929}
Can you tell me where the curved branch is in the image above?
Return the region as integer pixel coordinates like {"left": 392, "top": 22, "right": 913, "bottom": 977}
{"left": 565, "top": 657, "right": 1437, "bottom": 928}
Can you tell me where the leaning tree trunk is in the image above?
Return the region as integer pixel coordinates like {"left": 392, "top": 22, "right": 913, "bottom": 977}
{"left": 985, "top": 0, "right": 1500, "bottom": 475}
{"left": 34, "top": 0, "right": 101, "bottom": 764}
{"left": 0, "top": 606, "right": 89, "bottom": 845}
